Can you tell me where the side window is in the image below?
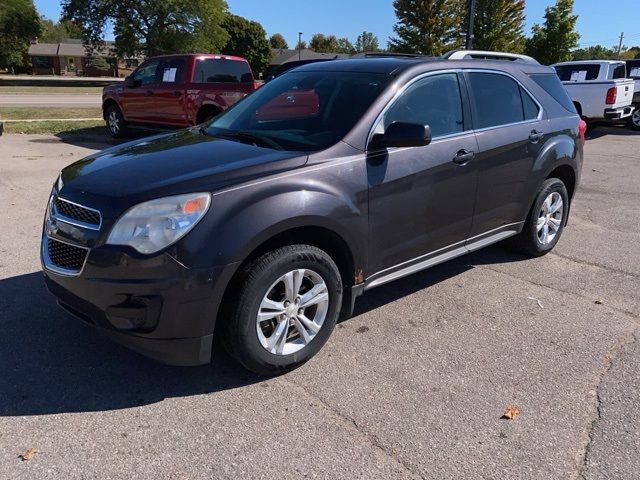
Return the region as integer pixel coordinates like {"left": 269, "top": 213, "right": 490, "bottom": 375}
{"left": 520, "top": 86, "right": 540, "bottom": 120}
{"left": 159, "top": 58, "right": 185, "bottom": 83}
{"left": 468, "top": 73, "right": 539, "bottom": 129}
{"left": 611, "top": 64, "right": 626, "bottom": 79}
{"left": 133, "top": 60, "right": 160, "bottom": 85}
{"left": 193, "top": 58, "right": 252, "bottom": 84}
{"left": 383, "top": 73, "right": 464, "bottom": 138}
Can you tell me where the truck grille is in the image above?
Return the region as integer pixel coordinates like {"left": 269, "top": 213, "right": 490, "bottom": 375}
{"left": 54, "top": 197, "right": 101, "bottom": 228}
{"left": 47, "top": 238, "right": 88, "bottom": 272}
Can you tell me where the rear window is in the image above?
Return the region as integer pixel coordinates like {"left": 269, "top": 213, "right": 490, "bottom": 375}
{"left": 529, "top": 74, "right": 577, "bottom": 113}
{"left": 554, "top": 64, "right": 600, "bottom": 81}
{"left": 193, "top": 58, "right": 252, "bottom": 84}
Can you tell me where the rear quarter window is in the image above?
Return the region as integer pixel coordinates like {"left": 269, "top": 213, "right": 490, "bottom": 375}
{"left": 611, "top": 64, "right": 626, "bottom": 79}
{"left": 193, "top": 58, "right": 253, "bottom": 84}
{"left": 529, "top": 74, "right": 577, "bottom": 114}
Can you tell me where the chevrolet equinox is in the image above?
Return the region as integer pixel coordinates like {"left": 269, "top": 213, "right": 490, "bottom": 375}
{"left": 42, "top": 58, "right": 584, "bottom": 375}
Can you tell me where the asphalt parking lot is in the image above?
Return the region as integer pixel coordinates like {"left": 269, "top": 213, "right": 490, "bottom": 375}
{"left": 0, "top": 126, "right": 638, "bottom": 479}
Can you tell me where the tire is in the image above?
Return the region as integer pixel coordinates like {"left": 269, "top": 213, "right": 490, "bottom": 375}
{"left": 223, "top": 245, "right": 343, "bottom": 375}
{"left": 627, "top": 108, "right": 640, "bottom": 131}
{"left": 510, "top": 178, "right": 569, "bottom": 257}
{"left": 105, "top": 104, "right": 128, "bottom": 138}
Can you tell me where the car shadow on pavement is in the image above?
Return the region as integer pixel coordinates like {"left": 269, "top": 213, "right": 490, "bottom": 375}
{"left": 586, "top": 124, "right": 640, "bottom": 140}
{"left": 0, "top": 246, "right": 527, "bottom": 417}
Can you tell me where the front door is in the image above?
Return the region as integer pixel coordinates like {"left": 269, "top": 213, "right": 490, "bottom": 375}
{"left": 367, "top": 72, "right": 479, "bottom": 277}
{"left": 120, "top": 59, "right": 161, "bottom": 122}
{"left": 463, "top": 71, "right": 545, "bottom": 237}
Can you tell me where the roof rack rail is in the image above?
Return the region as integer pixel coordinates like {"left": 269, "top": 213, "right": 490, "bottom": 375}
{"left": 350, "top": 52, "right": 432, "bottom": 59}
{"left": 443, "top": 49, "right": 539, "bottom": 64}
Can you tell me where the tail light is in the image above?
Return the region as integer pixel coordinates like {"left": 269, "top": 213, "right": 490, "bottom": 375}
{"left": 253, "top": 81, "right": 262, "bottom": 90}
{"left": 578, "top": 118, "right": 587, "bottom": 145}
{"left": 605, "top": 87, "right": 617, "bottom": 105}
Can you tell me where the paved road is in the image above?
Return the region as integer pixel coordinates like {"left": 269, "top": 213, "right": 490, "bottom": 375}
{"left": 0, "top": 127, "right": 638, "bottom": 479}
{"left": 0, "top": 92, "right": 102, "bottom": 107}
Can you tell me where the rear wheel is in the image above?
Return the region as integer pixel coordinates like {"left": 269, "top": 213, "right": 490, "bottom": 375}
{"left": 105, "top": 104, "right": 127, "bottom": 138}
{"left": 223, "top": 245, "right": 343, "bottom": 375}
{"left": 510, "top": 178, "right": 569, "bottom": 257}
{"left": 628, "top": 108, "right": 640, "bottom": 131}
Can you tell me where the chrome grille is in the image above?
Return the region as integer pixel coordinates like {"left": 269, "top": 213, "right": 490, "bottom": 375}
{"left": 54, "top": 197, "right": 101, "bottom": 228}
{"left": 46, "top": 238, "right": 88, "bottom": 272}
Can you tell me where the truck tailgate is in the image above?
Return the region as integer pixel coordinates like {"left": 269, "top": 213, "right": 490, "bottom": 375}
{"left": 611, "top": 79, "right": 635, "bottom": 109}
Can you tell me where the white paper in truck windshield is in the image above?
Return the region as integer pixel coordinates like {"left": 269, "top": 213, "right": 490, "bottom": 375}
{"left": 163, "top": 68, "right": 177, "bottom": 82}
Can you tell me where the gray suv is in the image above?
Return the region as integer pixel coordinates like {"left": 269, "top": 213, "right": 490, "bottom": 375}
{"left": 42, "top": 58, "right": 584, "bottom": 375}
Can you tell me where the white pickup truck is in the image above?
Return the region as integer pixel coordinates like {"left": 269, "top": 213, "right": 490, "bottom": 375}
{"left": 551, "top": 60, "right": 635, "bottom": 126}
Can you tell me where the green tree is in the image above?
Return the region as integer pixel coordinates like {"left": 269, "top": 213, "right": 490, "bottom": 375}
{"left": 336, "top": 37, "right": 356, "bottom": 54}
{"left": 389, "top": 0, "right": 465, "bottom": 55}
{"left": 268, "top": 33, "right": 288, "bottom": 49}
{"left": 40, "top": 17, "right": 83, "bottom": 42}
{"left": 62, "top": 0, "right": 228, "bottom": 58}
{"left": 525, "top": 0, "right": 580, "bottom": 64}
{"left": 0, "top": 0, "right": 42, "bottom": 72}
{"left": 355, "top": 31, "right": 380, "bottom": 53}
{"left": 222, "top": 14, "right": 271, "bottom": 75}
{"left": 295, "top": 40, "right": 307, "bottom": 50}
{"left": 570, "top": 45, "right": 615, "bottom": 61}
{"left": 309, "top": 34, "right": 340, "bottom": 53}
{"left": 472, "top": 0, "right": 525, "bottom": 53}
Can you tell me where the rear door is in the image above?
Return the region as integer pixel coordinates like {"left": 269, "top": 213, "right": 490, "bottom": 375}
{"left": 120, "top": 59, "right": 162, "bottom": 122}
{"left": 464, "top": 71, "right": 545, "bottom": 238}
{"left": 146, "top": 57, "right": 188, "bottom": 126}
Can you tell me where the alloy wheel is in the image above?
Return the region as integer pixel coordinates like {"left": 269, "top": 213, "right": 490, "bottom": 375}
{"left": 256, "top": 269, "right": 329, "bottom": 355}
{"left": 108, "top": 110, "right": 120, "bottom": 135}
{"left": 632, "top": 109, "right": 640, "bottom": 128}
{"left": 537, "top": 192, "right": 563, "bottom": 245}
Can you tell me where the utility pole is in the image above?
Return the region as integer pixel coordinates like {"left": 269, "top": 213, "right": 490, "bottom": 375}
{"left": 617, "top": 32, "right": 624, "bottom": 58}
{"left": 298, "top": 32, "right": 303, "bottom": 60}
{"left": 465, "top": 0, "right": 477, "bottom": 49}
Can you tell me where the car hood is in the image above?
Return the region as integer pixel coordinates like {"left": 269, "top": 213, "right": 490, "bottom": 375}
{"left": 59, "top": 128, "right": 308, "bottom": 204}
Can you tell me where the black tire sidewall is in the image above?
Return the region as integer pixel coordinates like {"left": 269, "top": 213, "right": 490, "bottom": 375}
{"left": 230, "top": 246, "right": 343, "bottom": 375}
{"left": 524, "top": 178, "right": 569, "bottom": 255}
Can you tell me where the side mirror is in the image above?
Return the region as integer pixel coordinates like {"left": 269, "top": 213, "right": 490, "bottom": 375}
{"left": 370, "top": 122, "right": 432, "bottom": 149}
{"left": 124, "top": 76, "right": 141, "bottom": 88}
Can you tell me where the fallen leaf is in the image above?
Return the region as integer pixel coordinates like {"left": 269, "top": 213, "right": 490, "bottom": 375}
{"left": 19, "top": 448, "right": 38, "bottom": 461}
{"left": 502, "top": 406, "right": 520, "bottom": 420}
{"left": 595, "top": 300, "right": 604, "bottom": 305}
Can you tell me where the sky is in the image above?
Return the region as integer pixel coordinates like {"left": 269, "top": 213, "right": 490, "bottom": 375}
{"left": 34, "top": 0, "right": 640, "bottom": 50}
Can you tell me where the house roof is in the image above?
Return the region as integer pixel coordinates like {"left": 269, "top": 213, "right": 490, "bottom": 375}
{"left": 270, "top": 48, "right": 350, "bottom": 66}
{"left": 28, "top": 41, "right": 115, "bottom": 58}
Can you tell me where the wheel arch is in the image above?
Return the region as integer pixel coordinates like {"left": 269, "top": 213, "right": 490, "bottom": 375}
{"left": 196, "top": 103, "right": 222, "bottom": 124}
{"left": 102, "top": 98, "right": 121, "bottom": 120}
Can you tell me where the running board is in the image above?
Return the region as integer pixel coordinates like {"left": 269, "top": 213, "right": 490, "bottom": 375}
{"left": 364, "top": 225, "right": 521, "bottom": 291}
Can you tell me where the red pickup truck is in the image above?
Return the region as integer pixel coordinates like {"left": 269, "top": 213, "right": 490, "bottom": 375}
{"left": 102, "top": 54, "right": 255, "bottom": 138}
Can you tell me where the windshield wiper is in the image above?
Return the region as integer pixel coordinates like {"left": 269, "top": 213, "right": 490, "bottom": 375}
{"left": 215, "top": 131, "right": 284, "bottom": 150}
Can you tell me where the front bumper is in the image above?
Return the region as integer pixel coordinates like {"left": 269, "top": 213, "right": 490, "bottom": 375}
{"left": 604, "top": 106, "right": 634, "bottom": 120}
{"left": 42, "top": 238, "right": 235, "bottom": 366}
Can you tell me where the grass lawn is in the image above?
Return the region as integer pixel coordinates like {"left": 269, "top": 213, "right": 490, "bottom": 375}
{"left": 3, "top": 120, "right": 104, "bottom": 135}
{"left": 0, "top": 107, "right": 102, "bottom": 120}
{"left": 0, "top": 86, "right": 104, "bottom": 93}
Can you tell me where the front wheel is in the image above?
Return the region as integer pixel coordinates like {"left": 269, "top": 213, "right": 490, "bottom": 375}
{"left": 627, "top": 108, "right": 640, "bottom": 131}
{"left": 510, "top": 178, "right": 569, "bottom": 257}
{"left": 105, "top": 104, "right": 128, "bottom": 138}
{"left": 223, "top": 245, "right": 343, "bottom": 375}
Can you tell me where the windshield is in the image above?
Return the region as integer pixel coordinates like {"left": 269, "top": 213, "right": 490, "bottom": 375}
{"left": 206, "top": 71, "right": 390, "bottom": 152}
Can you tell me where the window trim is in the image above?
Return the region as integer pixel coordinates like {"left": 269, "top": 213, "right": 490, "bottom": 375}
{"left": 463, "top": 69, "right": 544, "bottom": 133}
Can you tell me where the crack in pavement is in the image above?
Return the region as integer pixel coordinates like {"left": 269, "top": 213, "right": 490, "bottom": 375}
{"left": 578, "top": 328, "right": 639, "bottom": 480}
{"left": 475, "top": 264, "right": 640, "bottom": 322}
{"left": 277, "top": 376, "right": 425, "bottom": 479}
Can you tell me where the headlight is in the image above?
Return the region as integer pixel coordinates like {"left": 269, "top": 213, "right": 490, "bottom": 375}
{"left": 107, "top": 193, "right": 211, "bottom": 254}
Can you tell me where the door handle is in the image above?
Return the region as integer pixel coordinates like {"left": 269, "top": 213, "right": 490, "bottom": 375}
{"left": 529, "top": 130, "right": 543, "bottom": 143}
{"left": 453, "top": 149, "right": 475, "bottom": 165}
{"left": 173, "top": 90, "right": 182, "bottom": 97}
{"left": 146, "top": 90, "right": 154, "bottom": 96}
